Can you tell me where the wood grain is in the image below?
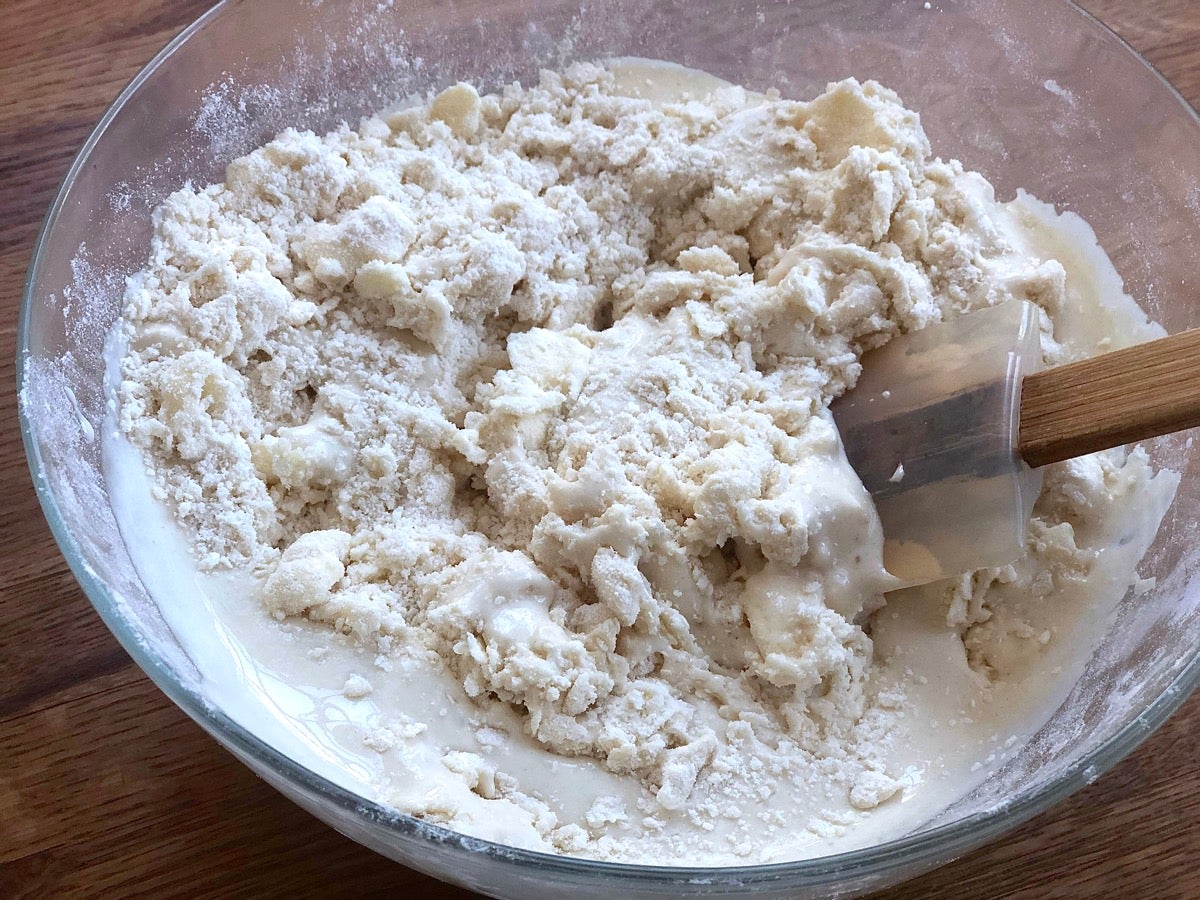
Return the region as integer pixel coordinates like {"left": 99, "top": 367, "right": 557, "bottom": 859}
{"left": 1020, "top": 328, "right": 1200, "bottom": 468}
{"left": 2, "top": 1, "right": 1199, "bottom": 898}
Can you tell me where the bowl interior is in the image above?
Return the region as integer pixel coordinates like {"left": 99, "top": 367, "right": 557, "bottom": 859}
{"left": 18, "top": 0, "right": 1200, "bottom": 897}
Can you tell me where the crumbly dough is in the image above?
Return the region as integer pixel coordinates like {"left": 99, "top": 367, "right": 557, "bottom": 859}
{"left": 117, "top": 63, "right": 1167, "bottom": 862}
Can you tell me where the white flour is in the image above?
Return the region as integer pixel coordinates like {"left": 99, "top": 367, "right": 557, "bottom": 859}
{"left": 112, "top": 61, "right": 1176, "bottom": 863}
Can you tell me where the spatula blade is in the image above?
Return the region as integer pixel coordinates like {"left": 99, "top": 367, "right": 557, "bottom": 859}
{"left": 832, "top": 300, "right": 1044, "bottom": 586}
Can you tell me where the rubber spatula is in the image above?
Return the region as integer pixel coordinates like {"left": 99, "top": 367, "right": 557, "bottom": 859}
{"left": 831, "top": 300, "right": 1200, "bottom": 586}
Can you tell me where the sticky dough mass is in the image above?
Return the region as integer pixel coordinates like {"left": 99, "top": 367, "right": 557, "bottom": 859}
{"left": 115, "top": 62, "right": 1171, "bottom": 862}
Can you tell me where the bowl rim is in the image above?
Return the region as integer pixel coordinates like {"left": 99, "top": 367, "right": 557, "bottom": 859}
{"left": 15, "top": 0, "right": 1200, "bottom": 890}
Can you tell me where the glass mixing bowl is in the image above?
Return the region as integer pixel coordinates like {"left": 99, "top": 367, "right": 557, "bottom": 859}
{"left": 17, "top": 0, "right": 1200, "bottom": 896}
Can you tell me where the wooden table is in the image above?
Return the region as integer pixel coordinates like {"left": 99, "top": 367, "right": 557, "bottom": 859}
{"left": 2, "top": 1, "right": 1198, "bottom": 897}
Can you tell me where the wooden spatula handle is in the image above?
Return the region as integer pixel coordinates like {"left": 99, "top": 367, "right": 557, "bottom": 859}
{"left": 1019, "top": 328, "right": 1200, "bottom": 469}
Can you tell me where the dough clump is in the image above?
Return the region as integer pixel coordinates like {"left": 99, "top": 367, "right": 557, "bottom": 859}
{"left": 118, "top": 64, "right": 1153, "bottom": 861}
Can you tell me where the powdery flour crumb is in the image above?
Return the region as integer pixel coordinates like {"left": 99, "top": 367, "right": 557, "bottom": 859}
{"left": 342, "top": 673, "right": 373, "bottom": 699}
